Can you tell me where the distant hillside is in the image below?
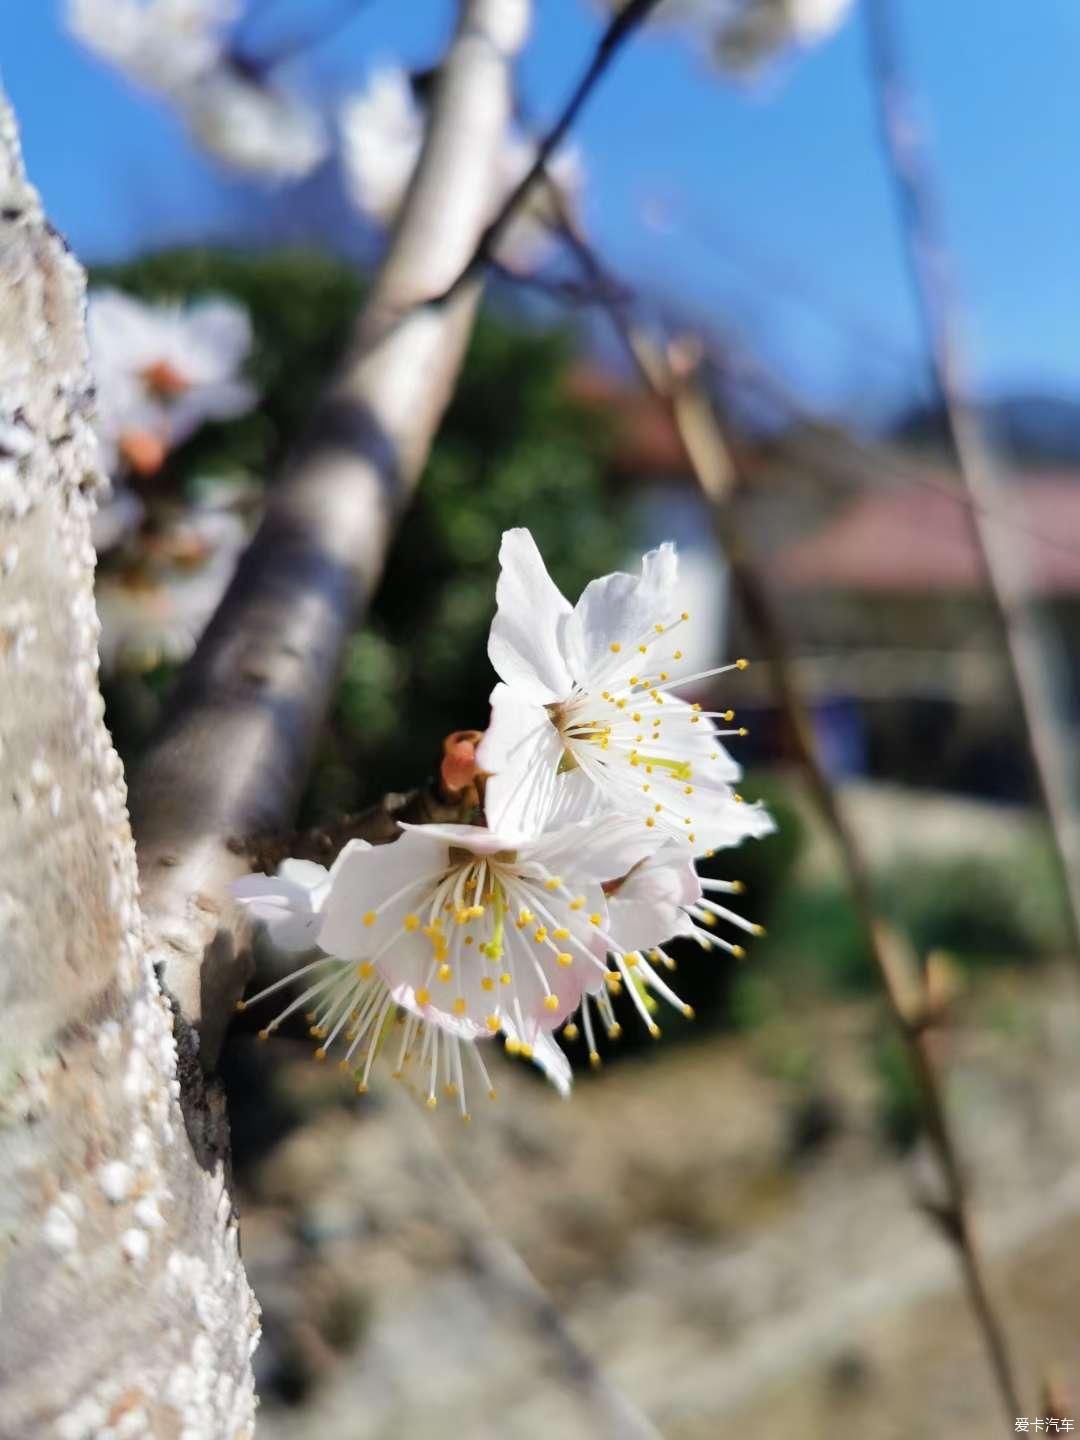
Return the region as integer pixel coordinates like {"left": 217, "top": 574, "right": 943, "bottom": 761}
{"left": 892, "top": 393, "right": 1080, "bottom": 465}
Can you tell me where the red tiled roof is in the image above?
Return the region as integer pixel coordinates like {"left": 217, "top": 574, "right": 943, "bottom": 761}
{"left": 775, "top": 478, "right": 1080, "bottom": 596}
{"left": 566, "top": 365, "right": 687, "bottom": 474}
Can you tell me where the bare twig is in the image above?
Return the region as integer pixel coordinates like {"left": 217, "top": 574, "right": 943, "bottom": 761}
{"left": 130, "top": 0, "right": 527, "bottom": 1067}
{"left": 437, "top": 0, "right": 666, "bottom": 302}
{"left": 864, "top": 0, "right": 1080, "bottom": 964}
{"left": 540, "top": 209, "right": 1025, "bottom": 1421}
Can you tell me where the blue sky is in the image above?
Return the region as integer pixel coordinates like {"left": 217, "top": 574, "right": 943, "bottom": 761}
{"left": 3, "top": 0, "right": 1079, "bottom": 420}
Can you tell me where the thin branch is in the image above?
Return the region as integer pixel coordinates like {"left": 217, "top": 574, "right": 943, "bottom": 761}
{"left": 437, "top": 0, "right": 666, "bottom": 302}
{"left": 544, "top": 211, "right": 1025, "bottom": 1423}
{"left": 864, "top": 0, "right": 1080, "bottom": 964}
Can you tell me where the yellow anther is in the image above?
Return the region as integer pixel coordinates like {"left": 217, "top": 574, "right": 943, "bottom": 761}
{"left": 313, "top": 1047, "right": 327, "bottom": 1062}
{"left": 731, "top": 879, "right": 745, "bottom": 893}
{"left": 648, "top": 1023, "right": 662, "bottom": 1039}
{"left": 234, "top": 999, "right": 247, "bottom": 1013}
{"left": 722, "top": 709, "right": 735, "bottom": 722}
{"left": 738, "top": 727, "right": 749, "bottom": 737}
{"left": 610, "top": 641, "right": 622, "bottom": 653}
{"left": 486, "top": 1014, "right": 500, "bottom": 1032}
{"left": 533, "top": 926, "right": 548, "bottom": 943}
{"left": 437, "top": 963, "right": 453, "bottom": 982}
{"left": 481, "top": 975, "right": 494, "bottom": 992}
{"left": 505, "top": 1037, "right": 521, "bottom": 1056}
{"left": 732, "top": 944, "right": 746, "bottom": 959}
{"left": 426, "top": 1096, "right": 437, "bottom": 1110}
{"left": 309, "top": 1025, "right": 327, "bottom": 1039}
{"left": 464, "top": 935, "right": 474, "bottom": 947}
{"left": 680, "top": 611, "right": 689, "bottom": 621}
{"left": 452, "top": 998, "right": 467, "bottom": 1016}
{"left": 638, "top": 644, "right": 647, "bottom": 654}
{"left": 684, "top": 785, "right": 694, "bottom": 795}
{"left": 589, "top": 913, "right": 602, "bottom": 926}
{"left": 468, "top": 904, "right": 485, "bottom": 918}
{"left": 589, "top": 1051, "right": 602, "bottom": 1068}
{"left": 357, "top": 961, "right": 374, "bottom": 979}
{"left": 608, "top": 1023, "right": 623, "bottom": 1040}
{"left": 616, "top": 699, "right": 626, "bottom": 710}
{"left": 674, "top": 649, "right": 683, "bottom": 660}
{"left": 660, "top": 671, "right": 669, "bottom": 682}
{"left": 643, "top": 783, "right": 650, "bottom": 792}
{"left": 735, "top": 657, "right": 749, "bottom": 669}
{"left": 632, "top": 712, "right": 641, "bottom": 723}
{"left": 701, "top": 912, "right": 717, "bottom": 927}
{"left": 688, "top": 833, "right": 696, "bottom": 843}
{"left": 556, "top": 952, "right": 573, "bottom": 967}
{"left": 544, "top": 876, "right": 561, "bottom": 891}
{"left": 625, "top": 953, "right": 639, "bottom": 968}
{"left": 645, "top": 817, "right": 655, "bottom": 828}
{"left": 257, "top": 1028, "right": 270, "bottom": 1042}
{"left": 403, "top": 913, "right": 420, "bottom": 931}
{"left": 734, "top": 793, "right": 744, "bottom": 804}
{"left": 444, "top": 1082, "right": 459, "bottom": 1098}
{"left": 563, "top": 1022, "right": 580, "bottom": 1041}
{"left": 570, "top": 896, "right": 585, "bottom": 910}
{"left": 416, "top": 987, "right": 431, "bottom": 1005}
{"left": 516, "top": 908, "right": 533, "bottom": 928}
{"left": 683, "top": 1004, "right": 696, "bottom": 1020}
{"left": 629, "top": 674, "right": 639, "bottom": 685}
{"left": 500, "top": 972, "right": 511, "bottom": 986}
{"left": 362, "top": 910, "right": 376, "bottom": 927}
{"left": 455, "top": 909, "right": 471, "bottom": 925}
{"left": 553, "top": 927, "right": 569, "bottom": 940}
{"left": 543, "top": 995, "right": 559, "bottom": 1011}
{"left": 520, "top": 1044, "right": 534, "bottom": 1060}
{"left": 654, "top": 803, "right": 662, "bottom": 813}
{"left": 751, "top": 923, "right": 767, "bottom": 937}
{"left": 488, "top": 1088, "right": 498, "bottom": 1101}
{"left": 356, "top": 1082, "right": 369, "bottom": 1095}
{"left": 655, "top": 623, "right": 664, "bottom": 634}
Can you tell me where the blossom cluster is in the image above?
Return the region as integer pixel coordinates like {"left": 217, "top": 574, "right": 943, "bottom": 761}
{"left": 66, "top": 0, "right": 328, "bottom": 177}
{"left": 86, "top": 289, "right": 258, "bottom": 673}
{"left": 234, "top": 528, "right": 773, "bottom": 1118}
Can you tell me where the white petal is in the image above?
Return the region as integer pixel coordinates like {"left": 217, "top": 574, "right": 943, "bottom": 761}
{"left": 487, "top": 528, "right": 574, "bottom": 704}
{"left": 524, "top": 813, "right": 665, "bottom": 886}
{"left": 502, "top": 1018, "right": 572, "bottom": 1098}
{"left": 476, "top": 683, "right": 566, "bottom": 840}
{"left": 563, "top": 542, "right": 677, "bottom": 686}
{"left": 318, "top": 831, "right": 445, "bottom": 959}
{"left": 692, "top": 798, "right": 776, "bottom": 855}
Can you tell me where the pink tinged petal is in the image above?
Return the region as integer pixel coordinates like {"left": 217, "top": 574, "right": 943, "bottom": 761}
{"left": 318, "top": 831, "right": 446, "bottom": 960}
{"left": 476, "top": 686, "right": 566, "bottom": 840}
{"left": 487, "top": 528, "right": 574, "bottom": 704}
{"left": 563, "top": 541, "right": 678, "bottom": 685}
{"left": 387, "top": 978, "right": 491, "bottom": 1043}
{"left": 607, "top": 843, "right": 702, "bottom": 950}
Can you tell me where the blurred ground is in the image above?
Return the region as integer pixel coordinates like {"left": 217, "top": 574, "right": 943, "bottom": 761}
{"left": 229, "top": 785, "right": 1080, "bottom": 1440}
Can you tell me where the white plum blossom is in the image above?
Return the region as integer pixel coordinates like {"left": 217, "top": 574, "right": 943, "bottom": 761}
{"left": 66, "top": 0, "right": 240, "bottom": 94}
{"left": 476, "top": 528, "right": 773, "bottom": 851}
{"left": 87, "top": 289, "right": 257, "bottom": 477}
{"left": 339, "top": 65, "right": 583, "bottom": 270}
{"left": 313, "top": 816, "right": 665, "bottom": 1049}
{"left": 183, "top": 69, "right": 328, "bottom": 179}
{"left": 596, "top": 0, "right": 852, "bottom": 74}
{"left": 95, "top": 505, "right": 249, "bottom": 673}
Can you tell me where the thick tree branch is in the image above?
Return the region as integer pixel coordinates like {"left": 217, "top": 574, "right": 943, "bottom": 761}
{"left": 129, "top": 0, "right": 529, "bottom": 1065}
{"left": 0, "top": 92, "right": 258, "bottom": 1437}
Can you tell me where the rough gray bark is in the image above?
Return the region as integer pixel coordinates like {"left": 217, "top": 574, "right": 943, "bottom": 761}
{"left": 0, "top": 96, "right": 258, "bottom": 1437}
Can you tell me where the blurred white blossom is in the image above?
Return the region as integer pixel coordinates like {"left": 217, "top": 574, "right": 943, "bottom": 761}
{"left": 183, "top": 68, "right": 329, "bottom": 179}
{"left": 66, "top": 0, "right": 240, "bottom": 94}
{"left": 340, "top": 65, "right": 584, "bottom": 270}
{"left": 87, "top": 289, "right": 257, "bottom": 477}
{"left": 599, "top": 0, "right": 852, "bottom": 73}
{"left": 95, "top": 504, "right": 249, "bottom": 673}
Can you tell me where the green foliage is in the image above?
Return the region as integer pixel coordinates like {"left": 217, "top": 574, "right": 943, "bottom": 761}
{"left": 872, "top": 1029, "right": 922, "bottom": 1151}
{"left": 876, "top": 838, "right": 1070, "bottom": 966}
